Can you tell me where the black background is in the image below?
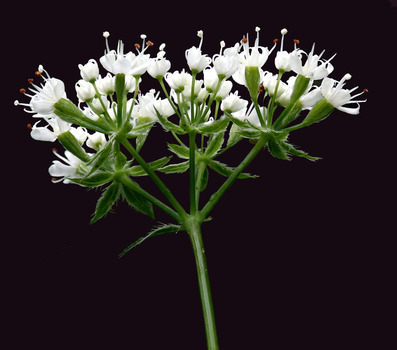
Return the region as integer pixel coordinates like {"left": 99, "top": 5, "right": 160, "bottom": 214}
{"left": 3, "top": 1, "right": 396, "bottom": 349}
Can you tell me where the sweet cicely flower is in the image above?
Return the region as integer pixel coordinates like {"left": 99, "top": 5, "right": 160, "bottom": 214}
{"left": 320, "top": 74, "right": 366, "bottom": 114}
{"left": 185, "top": 30, "right": 211, "bottom": 74}
{"left": 148, "top": 44, "right": 171, "bottom": 80}
{"left": 78, "top": 59, "right": 100, "bottom": 82}
{"left": 14, "top": 66, "right": 66, "bottom": 116}
{"left": 49, "top": 149, "right": 90, "bottom": 184}
{"left": 289, "top": 44, "right": 335, "bottom": 80}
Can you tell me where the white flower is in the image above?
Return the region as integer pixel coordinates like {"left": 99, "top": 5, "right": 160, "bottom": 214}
{"left": 289, "top": 44, "right": 335, "bottom": 80}
{"left": 165, "top": 69, "right": 192, "bottom": 92}
{"left": 86, "top": 132, "right": 107, "bottom": 151}
{"left": 30, "top": 116, "right": 70, "bottom": 142}
{"left": 96, "top": 73, "right": 115, "bottom": 95}
{"left": 49, "top": 150, "right": 89, "bottom": 184}
{"left": 148, "top": 48, "right": 171, "bottom": 79}
{"left": 221, "top": 91, "right": 248, "bottom": 113}
{"left": 78, "top": 59, "right": 100, "bottom": 82}
{"left": 213, "top": 44, "right": 239, "bottom": 79}
{"left": 99, "top": 36, "right": 150, "bottom": 76}
{"left": 131, "top": 90, "right": 174, "bottom": 123}
{"left": 215, "top": 80, "right": 233, "bottom": 100}
{"left": 75, "top": 80, "right": 96, "bottom": 102}
{"left": 238, "top": 27, "right": 275, "bottom": 68}
{"left": 274, "top": 28, "right": 292, "bottom": 72}
{"left": 185, "top": 30, "right": 211, "bottom": 73}
{"left": 21, "top": 77, "right": 66, "bottom": 116}
{"left": 320, "top": 74, "right": 366, "bottom": 115}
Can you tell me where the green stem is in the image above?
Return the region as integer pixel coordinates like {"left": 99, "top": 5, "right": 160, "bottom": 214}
{"left": 117, "top": 173, "right": 181, "bottom": 222}
{"left": 189, "top": 132, "right": 197, "bottom": 214}
{"left": 119, "top": 137, "right": 187, "bottom": 219}
{"left": 200, "top": 134, "right": 269, "bottom": 220}
{"left": 195, "top": 160, "right": 207, "bottom": 210}
{"left": 185, "top": 218, "right": 219, "bottom": 350}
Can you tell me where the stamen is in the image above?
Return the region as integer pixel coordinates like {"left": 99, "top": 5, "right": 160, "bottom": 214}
{"left": 52, "top": 148, "right": 58, "bottom": 153}
{"left": 197, "top": 30, "right": 204, "bottom": 50}
{"left": 134, "top": 43, "right": 141, "bottom": 50}
{"left": 20, "top": 88, "right": 26, "bottom": 94}
{"left": 273, "top": 38, "right": 279, "bottom": 44}
{"left": 241, "top": 37, "right": 248, "bottom": 44}
{"left": 27, "top": 78, "right": 34, "bottom": 84}
{"left": 146, "top": 40, "right": 154, "bottom": 47}
{"left": 140, "top": 34, "right": 147, "bottom": 49}
{"left": 103, "top": 31, "right": 110, "bottom": 52}
{"left": 219, "top": 40, "right": 225, "bottom": 55}
{"left": 280, "top": 28, "right": 288, "bottom": 51}
{"left": 27, "top": 124, "right": 32, "bottom": 130}
{"left": 255, "top": 27, "right": 260, "bottom": 47}
{"left": 363, "top": 88, "right": 369, "bottom": 93}
{"left": 293, "top": 39, "right": 300, "bottom": 50}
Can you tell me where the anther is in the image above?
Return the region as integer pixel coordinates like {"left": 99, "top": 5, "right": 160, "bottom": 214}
{"left": 35, "top": 71, "right": 42, "bottom": 76}
{"left": 159, "top": 43, "right": 166, "bottom": 51}
{"left": 20, "top": 88, "right": 26, "bottom": 94}
{"left": 363, "top": 88, "right": 369, "bottom": 93}
{"left": 26, "top": 123, "right": 32, "bottom": 130}
{"left": 52, "top": 148, "right": 58, "bottom": 153}
{"left": 273, "top": 38, "right": 279, "bottom": 44}
{"left": 146, "top": 40, "right": 154, "bottom": 47}
{"left": 134, "top": 43, "right": 141, "bottom": 50}
{"left": 281, "top": 28, "right": 288, "bottom": 35}
{"left": 51, "top": 177, "right": 58, "bottom": 182}
{"left": 293, "top": 39, "right": 300, "bottom": 45}
{"left": 241, "top": 37, "right": 248, "bottom": 44}
{"left": 103, "top": 31, "right": 110, "bottom": 38}
{"left": 27, "top": 78, "right": 34, "bottom": 84}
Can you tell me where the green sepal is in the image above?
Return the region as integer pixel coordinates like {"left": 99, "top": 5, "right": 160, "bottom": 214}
{"left": 120, "top": 179, "right": 154, "bottom": 219}
{"left": 90, "top": 182, "right": 121, "bottom": 224}
{"left": 168, "top": 143, "right": 190, "bottom": 159}
{"left": 302, "top": 98, "right": 335, "bottom": 127}
{"left": 54, "top": 98, "right": 112, "bottom": 134}
{"left": 245, "top": 66, "right": 261, "bottom": 101}
{"left": 204, "top": 132, "right": 225, "bottom": 157}
{"left": 119, "top": 223, "right": 182, "bottom": 258}
{"left": 207, "top": 159, "right": 257, "bottom": 179}
{"left": 58, "top": 131, "right": 91, "bottom": 162}
{"left": 196, "top": 117, "right": 229, "bottom": 135}
{"left": 159, "top": 160, "right": 190, "bottom": 174}
{"left": 69, "top": 171, "right": 114, "bottom": 187}
{"left": 128, "top": 156, "right": 172, "bottom": 176}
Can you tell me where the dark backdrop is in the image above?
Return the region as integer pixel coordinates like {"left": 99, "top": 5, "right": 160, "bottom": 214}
{"left": 4, "top": 1, "right": 396, "bottom": 349}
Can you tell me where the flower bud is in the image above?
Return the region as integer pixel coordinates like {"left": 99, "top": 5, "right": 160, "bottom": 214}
{"left": 245, "top": 66, "right": 261, "bottom": 101}
{"left": 75, "top": 80, "right": 96, "bottom": 102}
{"left": 78, "top": 59, "right": 99, "bottom": 82}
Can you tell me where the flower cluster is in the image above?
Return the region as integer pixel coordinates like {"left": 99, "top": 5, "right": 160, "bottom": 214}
{"left": 15, "top": 28, "right": 367, "bottom": 185}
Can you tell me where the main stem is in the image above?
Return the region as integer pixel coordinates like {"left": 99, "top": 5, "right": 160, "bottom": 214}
{"left": 186, "top": 219, "right": 219, "bottom": 350}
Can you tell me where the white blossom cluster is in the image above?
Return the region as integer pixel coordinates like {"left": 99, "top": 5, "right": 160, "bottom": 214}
{"left": 15, "top": 28, "right": 366, "bottom": 184}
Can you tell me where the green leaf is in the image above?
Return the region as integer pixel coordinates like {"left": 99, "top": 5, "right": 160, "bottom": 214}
{"left": 207, "top": 159, "right": 257, "bottom": 179}
{"left": 119, "top": 224, "right": 182, "bottom": 258}
{"left": 168, "top": 143, "right": 190, "bottom": 159}
{"left": 128, "top": 156, "right": 172, "bottom": 176}
{"left": 69, "top": 171, "right": 114, "bottom": 187}
{"left": 159, "top": 161, "right": 190, "bottom": 174}
{"left": 280, "top": 142, "right": 321, "bottom": 161}
{"left": 197, "top": 117, "right": 229, "bottom": 134}
{"left": 90, "top": 182, "right": 121, "bottom": 224}
{"left": 204, "top": 132, "right": 225, "bottom": 157}
{"left": 268, "top": 138, "right": 291, "bottom": 160}
{"left": 120, "top": 180, "right": 154, "bottom": 219}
